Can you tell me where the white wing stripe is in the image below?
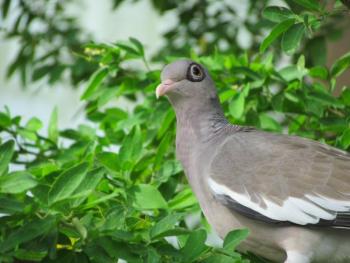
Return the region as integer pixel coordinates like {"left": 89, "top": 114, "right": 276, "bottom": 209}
{"left": 305, "top": 195, "right": 350, "bottom": 212}
{"left": 288, "top": 197, "right": 335, "bottom": 220}
{"left": 208, "top": 178, "right": 339, "bottom": 225}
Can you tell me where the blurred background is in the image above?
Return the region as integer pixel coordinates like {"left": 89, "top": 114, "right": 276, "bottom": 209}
{"left": 1, "top": 0, "right": 349, "bottom": 129}
{"left": 0, "top": 0, "right": 166, "bottom": 128}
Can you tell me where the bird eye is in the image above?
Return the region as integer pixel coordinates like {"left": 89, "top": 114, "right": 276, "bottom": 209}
{"left": 187, "top": 63, "right": 205, "bottom": 82}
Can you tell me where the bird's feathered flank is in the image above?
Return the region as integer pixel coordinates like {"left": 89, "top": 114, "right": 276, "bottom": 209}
{"left": 208, "top": 130, "right": 350, "bottom": 228}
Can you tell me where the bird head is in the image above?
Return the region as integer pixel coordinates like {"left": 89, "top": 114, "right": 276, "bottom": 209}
{"left": 156, "top": 60, "right": 218, "bottom": 106}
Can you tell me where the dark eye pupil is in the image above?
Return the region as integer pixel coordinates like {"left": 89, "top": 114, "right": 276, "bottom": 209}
{"left": 192, "top": 66, "right": 200, "bottom": 76}
{"left": 187, "top": 63, "right": 205, "bottom": 82}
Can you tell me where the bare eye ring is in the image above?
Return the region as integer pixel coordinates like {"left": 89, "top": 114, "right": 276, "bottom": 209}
{"left": 187, "top": 63, "right": 205, "bottom": 82}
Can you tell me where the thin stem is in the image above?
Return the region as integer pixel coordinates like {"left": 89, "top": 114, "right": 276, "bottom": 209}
{"left": 143, "top": 56, "right": 151, "bottom": 72}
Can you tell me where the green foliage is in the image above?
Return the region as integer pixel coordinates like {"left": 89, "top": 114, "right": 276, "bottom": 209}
{"left": 0, "top": 171, "right": 38, "bottom": 194}
{"left": 261, "top": 0, "right": 349, "bottom": 62}
{"left": 2, "top": 0, "right": 349, "bottom": 87}
{"left": 0, "top": 0, "right": 350, "bottom": 262}
{"left": 331, "top": 52, "right": 350, "bottom": 78}
{"left": 260, "top": 19, "right": 296, "bottom": 53}
{"left": 0, "top": 140, "right": 15, "bottom": 176}
{"left": 262, "top": 6, "right": 295, "bottom": 23}
{"left": 0, "top": 39, "right": 257, "bottom": 262}
{"left": 0, "top": 0, "right": 96, "bottom": 86}
{"left": 0, "top": 34, "right": 349, "bottom": 262}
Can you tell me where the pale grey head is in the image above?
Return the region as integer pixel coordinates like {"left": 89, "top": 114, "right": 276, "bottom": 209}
{"left": 156, "top": 60, "right": 218, "bottom": 107}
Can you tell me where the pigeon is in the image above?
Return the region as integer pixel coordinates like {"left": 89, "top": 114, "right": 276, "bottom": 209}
{"left": 156, "top": 59, "right": 350, "bottom": 263}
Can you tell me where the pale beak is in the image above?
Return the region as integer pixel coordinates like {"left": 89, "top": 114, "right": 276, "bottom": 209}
{"left": 155, "top": 79, "right": 175, "bottom": 99}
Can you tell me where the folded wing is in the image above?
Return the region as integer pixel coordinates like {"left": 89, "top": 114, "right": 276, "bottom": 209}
{"left": 208, "top": 130, "right": 350, "bottom": 227}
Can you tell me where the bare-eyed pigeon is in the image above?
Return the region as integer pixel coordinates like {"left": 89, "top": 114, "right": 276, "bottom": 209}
{"left": 156, "top": 59, "right": 350, "bottom": 263}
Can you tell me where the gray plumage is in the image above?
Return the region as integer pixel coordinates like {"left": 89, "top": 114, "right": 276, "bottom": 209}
{"left": 156, "top": 59, "right": 350, "bottom": 263}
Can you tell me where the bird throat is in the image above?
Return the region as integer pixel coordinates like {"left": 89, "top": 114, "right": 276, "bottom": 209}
{"left": 171, "top": 96, "right": 227, "bottom": 173}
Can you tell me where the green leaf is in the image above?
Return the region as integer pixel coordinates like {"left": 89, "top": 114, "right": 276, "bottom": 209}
{"left": 97, "top": 152, "right": 119, "bottom": 172}
{"left": 320, "top": 118, "right": 347, "bottom": 133}
{"left": 83, "top": 192, "right": 119, "bottom": 209}
{"left": 97, "top": 88, "right": 117, "bottom": 108}
{"left": 298, "top": 55, "right": 305, "bottom": 74}
{"left": 340, "top": 88, "right": 350, "bottom": 106}
{"left": 282, "top": 23, "right": 305, "bottom": 54}
{"left": 168, "top": 187, "right": 198, "bottom": 210}
{"left": 339, "top": 128, "right": 350, "bottom": 149}
{"left": 305, "top": 100, "right": 324, "bottom": 118}
{"left": 18, "top": 129, "right": 37, "bottom": 141}
{"left": 0, "top": 216, "right": 56, "bottom": 252}
{"left": 181, "top": 229, "right": 208, "bottom": 262}
{"left": 331, "top": 52, "right": 350, "bottom": 78}
{"left": 1, "top": 0, "right": 11, "bottom": 19}
{"left": 116, "top": 113, "right": 142, "bottom": 131}
{"left": 154, "top": 160, "right": 182, "bottom": 185}
{"left": 72, "top": 217, "right": 88, "bottom": 239}
{"left": 259, "top": 113, "right": 282, "bottom": 132}
{"left": 0, "top": 171, "right": 38, "bottom": 194}
{"left": 279, "top": 65, "right": 303, "bottom": 81}
{"left": 29, "top": 161, "right": 59, "bottom": 178}
{"left": 81, "top": 67, "right": 109, "bottom": 100}
{"left": 14, "top": 249, "right": 47, "bottom": 262}
{"left": 232, "top": 67, "right": 261, "bottom": 80}
{"left": 48, "top": 162, "right": 89, "bottom": 205}
{"left": 0, "top": 196, "right": 25, "bottom": 214}
{"left": 307, "top": 92, "right": 343, "bottom": 108}
{"left": 307, "top": 84, "right": 343, "bottom": 108}
{"left": 116, "top": 43, "right": 141, "bottom": 57}
{"left": 49, "top": 65, "right": 65, "bottom": 84}
{"left": 147, "top": 248, "right": 161, "bottom": 263}
{"left": 219, "top": 89, "right": 235, "bottom": 103}
{"left": 203, "top": 254, "right": 240, "bottom": 263}
{"left": 129, "top": 37, "right": 145, "bottom": 56}
{"left": 0, "top": 140, "right": 15, "bottom": 176}
{"left": 26, "top": 117, "right": 43, "bottom": 132}
{"left": 154, "top": 131, "right": 171, "bottom": 170}
{"left": 229, "top": 92, "right": 245, "bottom": 119}
{"left": 150, "top": 213, "right": 183, "bottom": 239}
{"left": 223, "top": 229, "right": 249, "bottom": 251}
{"left": 0, "top": 112, "right": 11, "bottom": 128}
{"left": 309, "top": 66, "right": 328, "bottom": 80}
{"left": 97, "top": 237, "right": 142, "bottom": 262}
{"left": 118, "top": 126, "right": 143, "bottom": 171}
{"left": 70, "top": 167, "right": 104, "bottom": 207}
{"left": 99, "top": 205, "right": 126, "bottom": 232}
{"left": 262, "top": 6, "right": 295, "bottom": 23}
{"left": 292, "top": 0, "right": 321, "bottom": 11}
{"left": 306, "top": 36, "right": 326, "bottom": 66}
{"left": 284, "top": 92, "right": 301, "bottom": 103}
{"left": 157, "top": 108, "right": 175, "bottom": 139}
{"left": 260, "top": 19, "right": 295, "bottom": 53}
{"left": 129, "top": 184, "right": 168, "bottom": 210}
{"left": 32, "top": 65, "right": 53, "bottom": 81}
{"left": 85, "top": 245, "right": 115, "bottom": 263}
{"left": 48, "top": 107, "right": 58, "bottom": 143}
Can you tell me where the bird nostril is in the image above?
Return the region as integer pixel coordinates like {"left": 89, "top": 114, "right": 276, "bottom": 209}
{"left": 163, "top": 79, "right": 174, "bottom": 85}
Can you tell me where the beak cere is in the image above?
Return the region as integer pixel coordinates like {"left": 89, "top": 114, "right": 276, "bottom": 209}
{"left": 155, "top": 79, "right": 175, "bottom": 98}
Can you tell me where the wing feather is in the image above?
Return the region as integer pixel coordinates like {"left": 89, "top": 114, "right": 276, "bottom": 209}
{"left": 208, "top": 130, "right": 350, "bottom": 227}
